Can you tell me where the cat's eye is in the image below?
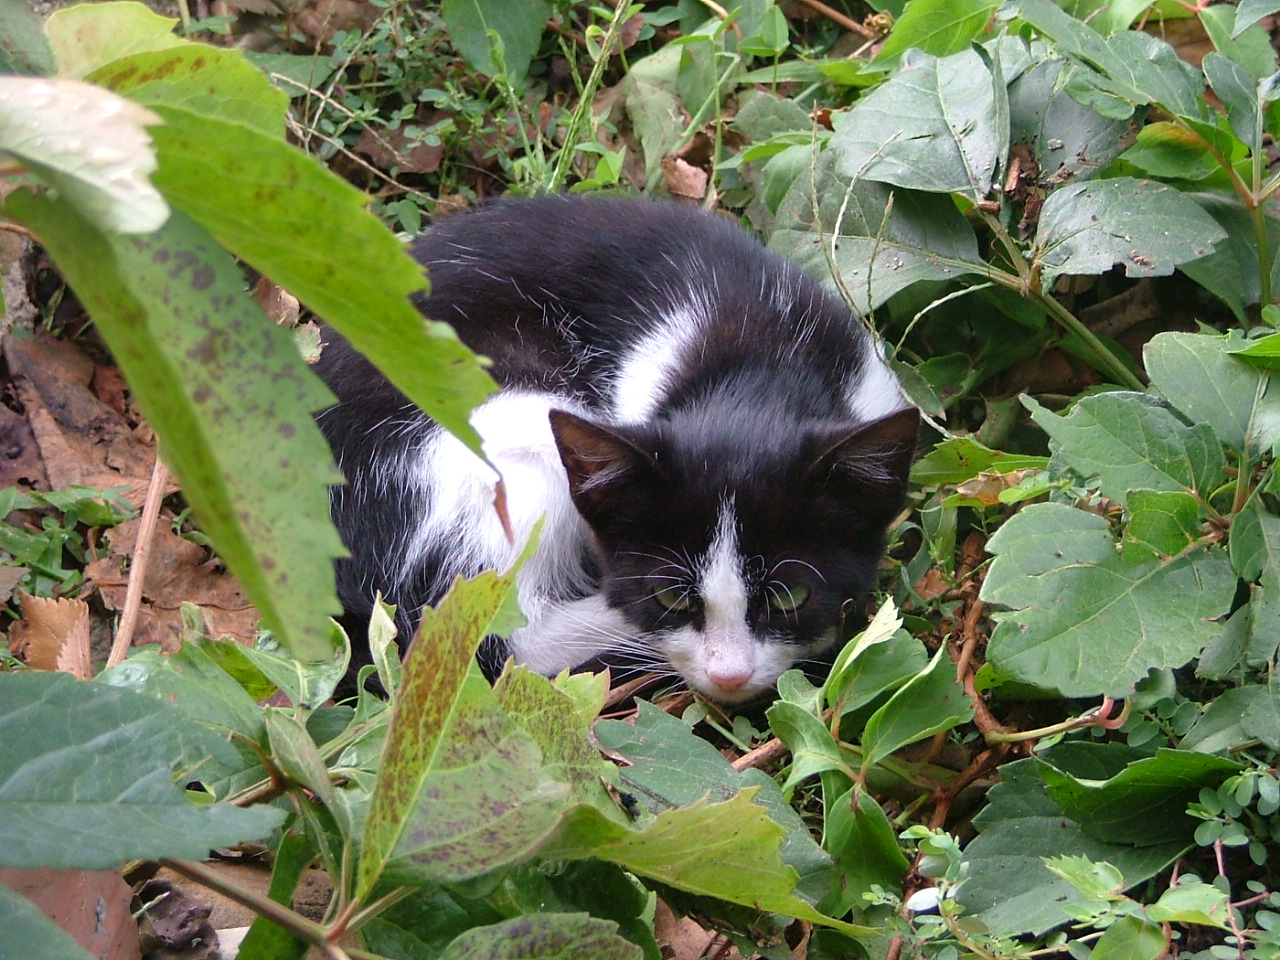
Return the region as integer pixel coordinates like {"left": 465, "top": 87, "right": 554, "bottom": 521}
{"left": 654, "top": 585, "right": 698, "bottom": 613}
{"left": 767, "top": 584, "right": 811, "bottom": 613}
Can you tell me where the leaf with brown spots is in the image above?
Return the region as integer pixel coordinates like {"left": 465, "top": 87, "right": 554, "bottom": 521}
{"left": 138, "top": 99, "right": 496, "bottom": 456}
{"left": 8, "top": 193, "right": 345, "bottom": 662}
{"left": 358, "top": 568, "right": 568, "bottom": 894}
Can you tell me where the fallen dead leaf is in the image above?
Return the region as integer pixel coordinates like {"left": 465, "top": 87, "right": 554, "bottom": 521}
{"left": 92, "top": 518, "right": 258, "bottom": 651}
{"left": 661, "top": 155, "right": 709, "bottom": 201}
{"left": 954, "top": 469, "right": 1033, "bottom": 506}
{"left": 5, "top": 336, "right": 160, "bottom": 505}
{"left": 15, "top": 591, "right": 91, "bottom": 678}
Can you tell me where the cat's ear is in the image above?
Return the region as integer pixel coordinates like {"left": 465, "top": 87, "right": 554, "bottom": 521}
{"left": 549, "top": 410, "right": 656, "bottom": 520}
{"left": 807, "top": 406, "right": 920, "bottom": 501}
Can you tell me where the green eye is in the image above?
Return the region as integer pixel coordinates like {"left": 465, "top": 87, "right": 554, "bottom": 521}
{"left": 654, "top": 585, "right": 698, "bottom": 612}
{"left": 767, "top": 584, "right": 811, "bottom": 613}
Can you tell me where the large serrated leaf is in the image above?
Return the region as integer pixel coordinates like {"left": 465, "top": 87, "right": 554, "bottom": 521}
{"left": 830, "top": 47, "right": 1006, "bottom": 197}
{"left": 358, "top": 571, "right": 568, "bottom": 893}
{"left": 0, "top": 672, "right": 284, "bottom": 869}
{"left": 1036, "top": 743, "right": 1243, "bottom": 844}
{"left": 8, "top": 194, "right": 345, "bottom": 662}
{"left": 440, "top": 914, "right": 642, "bottom": 960}
{"left": 1025, "top": 393, "right": 1224, "bottom": 503}
{"left": 768, "top": 149, "right": 983, "bottom": 314}
{"left": 141, "top": 106, "right": 496, "bottom": 455}
{"left": 1033, "top": 178, "right": 1225, "bottom": 284}
{"left": 981, "top": 502, "right": 1236, "bottom": 697}
{"left": 958, "top": 759, "right": 1186, "bottom": 937}
{"left": 0, "top": 883, "right": 96, "bottom": 960}
{"left": 45, "top": 1, "right": 183, "bottom": 78}
{"left": 1145, "top": 332, "right": 1277, "bottom": 452}
{"left": 0, "top": 77, "right": 166, "bottom": 234}
{"left": 90, "top": 44, "right": 287, "bottom": 138}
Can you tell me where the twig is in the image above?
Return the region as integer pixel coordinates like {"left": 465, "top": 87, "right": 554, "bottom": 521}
{"left": 107, "top": 455, "right": 169, "bottom": 668}
{"left": 792, "top": 0, "right": 875, "bottom": 38}
{"left": 158, "top": 857, "right": 349, "bottom": 960}
{"left": 732, "top": 735, "right": 791, "bottom": 772}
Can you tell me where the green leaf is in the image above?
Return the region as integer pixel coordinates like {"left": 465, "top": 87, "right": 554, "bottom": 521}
{"left": 1148, "top": 878, "right": 1232, "bottom": 927}
{"left": 819, "top": 786, "right": 911, "bottom": 916}
{"left": 44, "top": 1, "right": 183, "bottom": 78}
{"left": 1243, "top": 685, "right": 1280, "bottom": 750}
{"left": 8, "top": 194, "right": 345, "bottom": 663}
{"left": 831, "top": 47, "right": 1006, "bottom": 197}
{"left": 911, "top": 436, "right": 1049, "bottom": 485}
{"left": 0, "top": 0, "right": 54, "bottom": 75}
{"left": 1042, "top": 854, "right": 1124, "bottom": 901}
{"left": 981, "top": 502, "right": 1236, "bottom": 697}
{"left": 90, "top": 44, "right": 287, "bottom": 138}
{"left": 0, "top": 77, "right": 166, "bottom": 234}
{"left": 768, "top": 701, "right": 853, "bottom": 794}
{"left": 1007, "top": 56, "right": 1135, "bottom": 185}
{"left": 1036, "top": 743, "right": 1243, "bottom": 844}
{"left": 1200, "top": 4, "right": 1279, "bottom": 82}
{"left": 594, "top": 702, "right": 835, "bottom": 907}
{"left": 959, "top": 759, "right": 1186, "bottom": 937}
{"left": 1181, "top": 685, "right": 1269, "bottom": 753}
{"left": 1024, "top": 393, "right": 1224, "bottom": 503}
{"left": 236, "top": 828, "right": 313, "bottom": 960}
{"left": 768, "top": 149, "right": 983, "bottom": 315}
{"left": 1147, "top": 332, "right": 1276, "bottom": 453}
{"left": 1120, "top": 490, "right": 1201, "bottom": 565}
{"left": 1033, "top": 178, "right": 1226, "bottom": 285}
{"left": 1090, "top": 916, "right": 1166, "bottom": 960}
{"left": 1180, "top": 191, "right": 1280, "bottom": 321}
{"left": 619, "top": 44, "right": 686, "bottom": 183}
{"left": 870, "top": 0, "right": 1000, "bottom": 69}
{"left": 440, "top": 913, "right": 643, "bottom": 960}
{"left": 440, "top": 0, "right": 552, "bottom": 83}
{"left": 0, "top": 884, "right": 95, "bottom": 960}
{"left": 1234, "top": 0, "right": 1280, "bottom": 38}
{"left": 0, "top": 672, "right": 283, "bottom": 869}
{"left": 860, "top": 646, "right": 972, "bottom": 771}
{"left": 1119, "top": 121, "right": 1241, "bottom": 182}
{"left": 357, "top": 571, "right": 569, "bottom": 894}
{"left": 999, "top": 0, "right": 1202, "bottom": 119}
{"left": 143, "top": 106, "right": 497, "bottom": 457}
{"left": 1204, "top": 52, "right": 1266, "bottom": 153}
{"left": 100, "top": 641, "right": 270, "bottom": 798}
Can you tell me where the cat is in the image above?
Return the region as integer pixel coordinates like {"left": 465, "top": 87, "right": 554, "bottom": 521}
{"left": 314, "top": 195, "right": 918, "bottom": 703}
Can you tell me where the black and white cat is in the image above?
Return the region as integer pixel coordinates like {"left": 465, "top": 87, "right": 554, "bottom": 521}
{"left": 315, "top": 195, "right": 917, "bottom": 703}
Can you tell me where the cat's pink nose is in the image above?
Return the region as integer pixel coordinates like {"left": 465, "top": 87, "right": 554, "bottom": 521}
{"left": 707, "top": 664, "right": 752, "bottom": 692}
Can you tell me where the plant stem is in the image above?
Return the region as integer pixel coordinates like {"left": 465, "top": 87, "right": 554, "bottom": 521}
{"left": 1028, "top": 286, "right": 1145, "bottom": 390}
{"left": 158, "top": 857, "right": 347, "bottom": 958}
{"left": 548, "top": 2, "right": 632, "bottom": 193}
{"left": 984, "top": 697, "right": 1131, "bottom": 744}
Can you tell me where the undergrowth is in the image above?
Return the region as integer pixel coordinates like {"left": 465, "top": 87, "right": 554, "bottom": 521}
{"left": 4, "top": 0, "right": 1280, "bottom": 958}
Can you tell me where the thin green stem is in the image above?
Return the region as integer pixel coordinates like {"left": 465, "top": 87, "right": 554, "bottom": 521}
{"left": 548, "top": 2, "right": 633, "bottom": 193}
{"left": 1027, "top": 285, "right": 1145, "bottom": 390}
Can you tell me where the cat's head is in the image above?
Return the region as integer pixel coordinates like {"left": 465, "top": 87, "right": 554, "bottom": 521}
{"left": 549, "top": 405, "right": 919, "bottom": 702}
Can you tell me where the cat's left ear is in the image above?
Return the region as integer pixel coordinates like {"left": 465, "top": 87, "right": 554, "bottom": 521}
{"left": 549, "top": 410, "right": 657, "bottom": 522}
{"left": 807, "top": 406, "right": 920, "bottom": 498}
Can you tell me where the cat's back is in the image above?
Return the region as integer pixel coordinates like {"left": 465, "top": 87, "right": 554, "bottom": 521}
{"left": 411, "top": 195, "right": 897, "bottom": 424}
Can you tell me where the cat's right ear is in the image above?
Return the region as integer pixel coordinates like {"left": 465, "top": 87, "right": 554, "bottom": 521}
{"left": 549, "top": 410, "right": 656, "bottom": 521}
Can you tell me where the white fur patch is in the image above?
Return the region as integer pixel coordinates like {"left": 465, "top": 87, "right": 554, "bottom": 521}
{"left": 405, "top": 391, "right": 594, "bottom": 617}
{"left": 611, "top": 298, "right": 704, "bottom": 423}
{"left": 507, "top": 593, "right": 634, "bottom": 675}
{"left": 844, "top": 339, "right": 907, "bottom": 422}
